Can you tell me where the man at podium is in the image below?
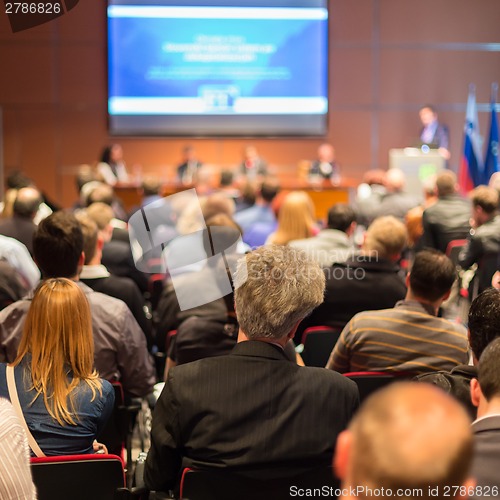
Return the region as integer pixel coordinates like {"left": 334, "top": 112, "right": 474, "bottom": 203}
{"left": 419, "top": 104, "right": 451, "bottom": 160}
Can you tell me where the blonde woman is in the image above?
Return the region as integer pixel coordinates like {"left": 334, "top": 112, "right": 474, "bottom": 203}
{"left": 266, "top": 191, "right": 317, "bottom": 245}
{"left": 0, "top": 278, "right": 114, "bottom": 456}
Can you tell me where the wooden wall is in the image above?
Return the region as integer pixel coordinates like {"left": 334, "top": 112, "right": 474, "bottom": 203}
{"left": 1, "top": 0, "right": 499, "bottom": 208}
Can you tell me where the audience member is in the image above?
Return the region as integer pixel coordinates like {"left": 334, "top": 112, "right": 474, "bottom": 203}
{"left": 327, "top": 249, "right": 468, "bottom": 374}
{"left": 87, "top": 202, "right": 149, "bottom": 293}
{"left": 239, "top": 145, "right": 267, "bottom": 179}
{"left": 0, "top": 235, "right": 40, "bottom": 289}
{"left": 309, "top": 143, "right": 340, "bottom": 181}
{"left": 334, "top": 383, "right": 473, "bottom": 500}
{"left": 76, "top": 212, "right": 153, "bottom": 349}
{"left": 165, "top": 254, "right": 299, "bottom": 376}
{"left": 0, "top": 398, "right": 36, "bottom": 499}
{"left": 145, "top": 246, "right": 359, "bottom": 494}
{"left": 290, "top": 203, "right": 356, "bottom": 267}
{"left": 0, "top": 187, "right": 42, "bottom": 255}
{"left": 1, "top": 170, "right": 54, "bottom": 222}
{"left": 235, "top": 177, "right": 280, "bottom": 233}
{"left": 459, "top": 186, "right": 500, "bottom": 298}
{"left": 375, "top": 168, "right": 419, "bottom": 220}
{"left": 218, "top": 170, "right": 240, "bottom": 200}
{"left": 301, "top": 216, "right": 407, "bottom": 332}
{"left": 139, "top": 175, "right": 163, "bottom": 208}
{"left": 73, "top": 164, "right": 97, "bottom": 211}
{"left": 418, "top": 104, "right": 451, "bottom": 159}
{"left": 86, "top": 182, "right": 128, "bottom": 224}
{"left": 234, "top": 180, "right": 257, "bottom": 212}
{"left": 0, "top": 279, "right": 114, "bottom": 455}
{"left": 266, "top": 191, "right": 317, "bottom": 245}
{"left": 417, "top": 287, "right": 500, "bottom": 418}
{"left": 354, "top": 169, "right": 387, "bottom": 227}
{"left": 470, "top": 337, "right": 500, "bottom": 494}
{"left": 155, "top": 216, "right": 243, "bottom": 349}
{"left": 97, "top": 143, "right": 129, "bottom": 185}
{"left": 177, "top": 145, "right": 202, "bottom": 185}
{"left": 405, "top": 176, "right": 438, "bottom": 252}
{"left": 0, "top": 211, "right": 155, "bottom": 398}
{"left": 421, "top": 171, "right": 471, "bottom": 253}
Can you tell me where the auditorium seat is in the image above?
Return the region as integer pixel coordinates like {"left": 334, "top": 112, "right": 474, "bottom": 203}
{"left": 344, "top": 371, "right": 411, "bottom": 403}
{"left": 299, "top": 326, "right": 341, "bottom": 367}
{"left": 30, "top": 454, "right": 147, "bottom": 500}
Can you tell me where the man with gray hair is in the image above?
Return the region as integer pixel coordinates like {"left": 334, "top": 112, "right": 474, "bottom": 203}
{"left": 145, "top": 245, "right": 359, "bottom": 497}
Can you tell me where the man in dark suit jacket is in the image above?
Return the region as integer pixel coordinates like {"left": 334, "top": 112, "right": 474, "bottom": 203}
{"left": 0, "top": 187, "right": 41, "bottom": 255}
{"left": 419, "top": 104, "right": 450, "bottom": 160}
{"left": 459, "top": 186, "right": 500, "bottom": 298}
{"left": 299, "top": 216, "right": 407, "bottom": 335}
{"left": 421, "top": 171, "right": 471, "bottom": 253}
{"left": 470, "top": 337, "right": 500, "bottom": 495}
{"left": 145, "top": 246, "right": 359, "bottom": 496}
{"left": 177, "top": 145, "right": 203, "bottom": 184}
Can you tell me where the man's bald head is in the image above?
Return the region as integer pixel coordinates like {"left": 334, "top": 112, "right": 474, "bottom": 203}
{"left": 13, "top": 187, "right": 42, "bottom": 219}
{"left": 335, "top": 383, "right": 473, "bottom": 500}
{"left": 385, "top": 169, "right": 406, "bottom": 193}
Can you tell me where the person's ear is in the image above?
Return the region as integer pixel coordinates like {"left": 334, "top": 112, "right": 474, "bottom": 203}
{"left": 470, "top": 378, "right": 481, "bottom": 408}
{"left": 78, "top": 252, "right": 85, "bottom": 267}
{"left": 97, "top": 233, "right": 104, "bottom": 251}
{"left": 405, "top": 273, "right": 411, "bottom": 288}
{"left": 441, "top": 289, "right": 451, "bottom": 302}
{"left": 333, "top": 430, "right": 352, "bottom": 481}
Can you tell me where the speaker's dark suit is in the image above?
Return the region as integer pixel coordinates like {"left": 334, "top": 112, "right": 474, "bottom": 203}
{"left": 145, "top": 340, "right": 359, "bottom": 493}
{"left": 471, "top": 415, "right": 500, "bottom": 497}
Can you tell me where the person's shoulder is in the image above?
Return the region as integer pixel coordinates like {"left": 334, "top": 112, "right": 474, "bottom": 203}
{"left": 436, "top": 317, "right": 468, "bottom": 336}
{"left": 99, "top": 379, "right": 116, "bottom": 399}
{"left": 85, "top": 287, "right": 128, "bottom": 309}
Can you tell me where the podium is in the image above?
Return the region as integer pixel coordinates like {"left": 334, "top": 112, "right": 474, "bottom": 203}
{"left": 389, "top": 148, "right": 446, "bottom": 198}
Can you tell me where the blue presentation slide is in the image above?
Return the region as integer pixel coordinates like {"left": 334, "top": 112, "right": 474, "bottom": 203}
{"left": 108, "top": 5, "right": 328, "bottom": 116}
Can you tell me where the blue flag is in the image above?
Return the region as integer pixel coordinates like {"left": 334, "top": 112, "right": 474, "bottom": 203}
{"left": 484, "top": 92, "right": 500, "bottom": 184}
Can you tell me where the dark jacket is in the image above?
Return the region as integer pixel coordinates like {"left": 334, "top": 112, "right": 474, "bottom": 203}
{"left": 459, "top": 215, "right": 500, "bottom": 296}
{"left": 415, "top": 364, "right": 477, "bottom": 419}
{"left": 421, "top": 195, "right": 471, "bottom": 253}
{"left": 298, "top": 256, "right": 407, "bottom": 335}
{"left": 145, "top": 341, "right": 359, "bottom": 493}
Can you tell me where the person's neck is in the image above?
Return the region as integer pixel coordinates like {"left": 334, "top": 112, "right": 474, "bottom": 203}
{"left": 237, "top": 329, "right": 288, "bottom": 348}
{"left": 477, "top": 397, "right": 500, "bottom": 420}
{"left": 405, "top": 291, "right": 440, "bottom": 315}
{"left": 87, "top": 257, "right": 102, "bottom": 266}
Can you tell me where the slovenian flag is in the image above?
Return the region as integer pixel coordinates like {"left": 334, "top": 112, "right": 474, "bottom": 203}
{"left": 483, "top": 83, "right": 499, "bottom": 185}
{"left": 459, "top": 85, "right": 483, "bottom": 193}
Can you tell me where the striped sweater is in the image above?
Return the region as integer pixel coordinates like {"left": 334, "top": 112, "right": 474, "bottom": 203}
{"left": 327, "top": 300, "right": 469, "bottom": 375}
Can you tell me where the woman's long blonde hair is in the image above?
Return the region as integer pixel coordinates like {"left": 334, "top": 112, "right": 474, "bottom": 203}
{"left": 268, "top": 191, "right": 316, "bottom": 245}
{"left": 13, "top": 278, "right": 102, "bottom": 426}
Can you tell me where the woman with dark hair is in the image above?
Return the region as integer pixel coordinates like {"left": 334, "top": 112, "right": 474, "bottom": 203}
{"left": 97, "top": 143, "right": 129, "bottom": 185}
